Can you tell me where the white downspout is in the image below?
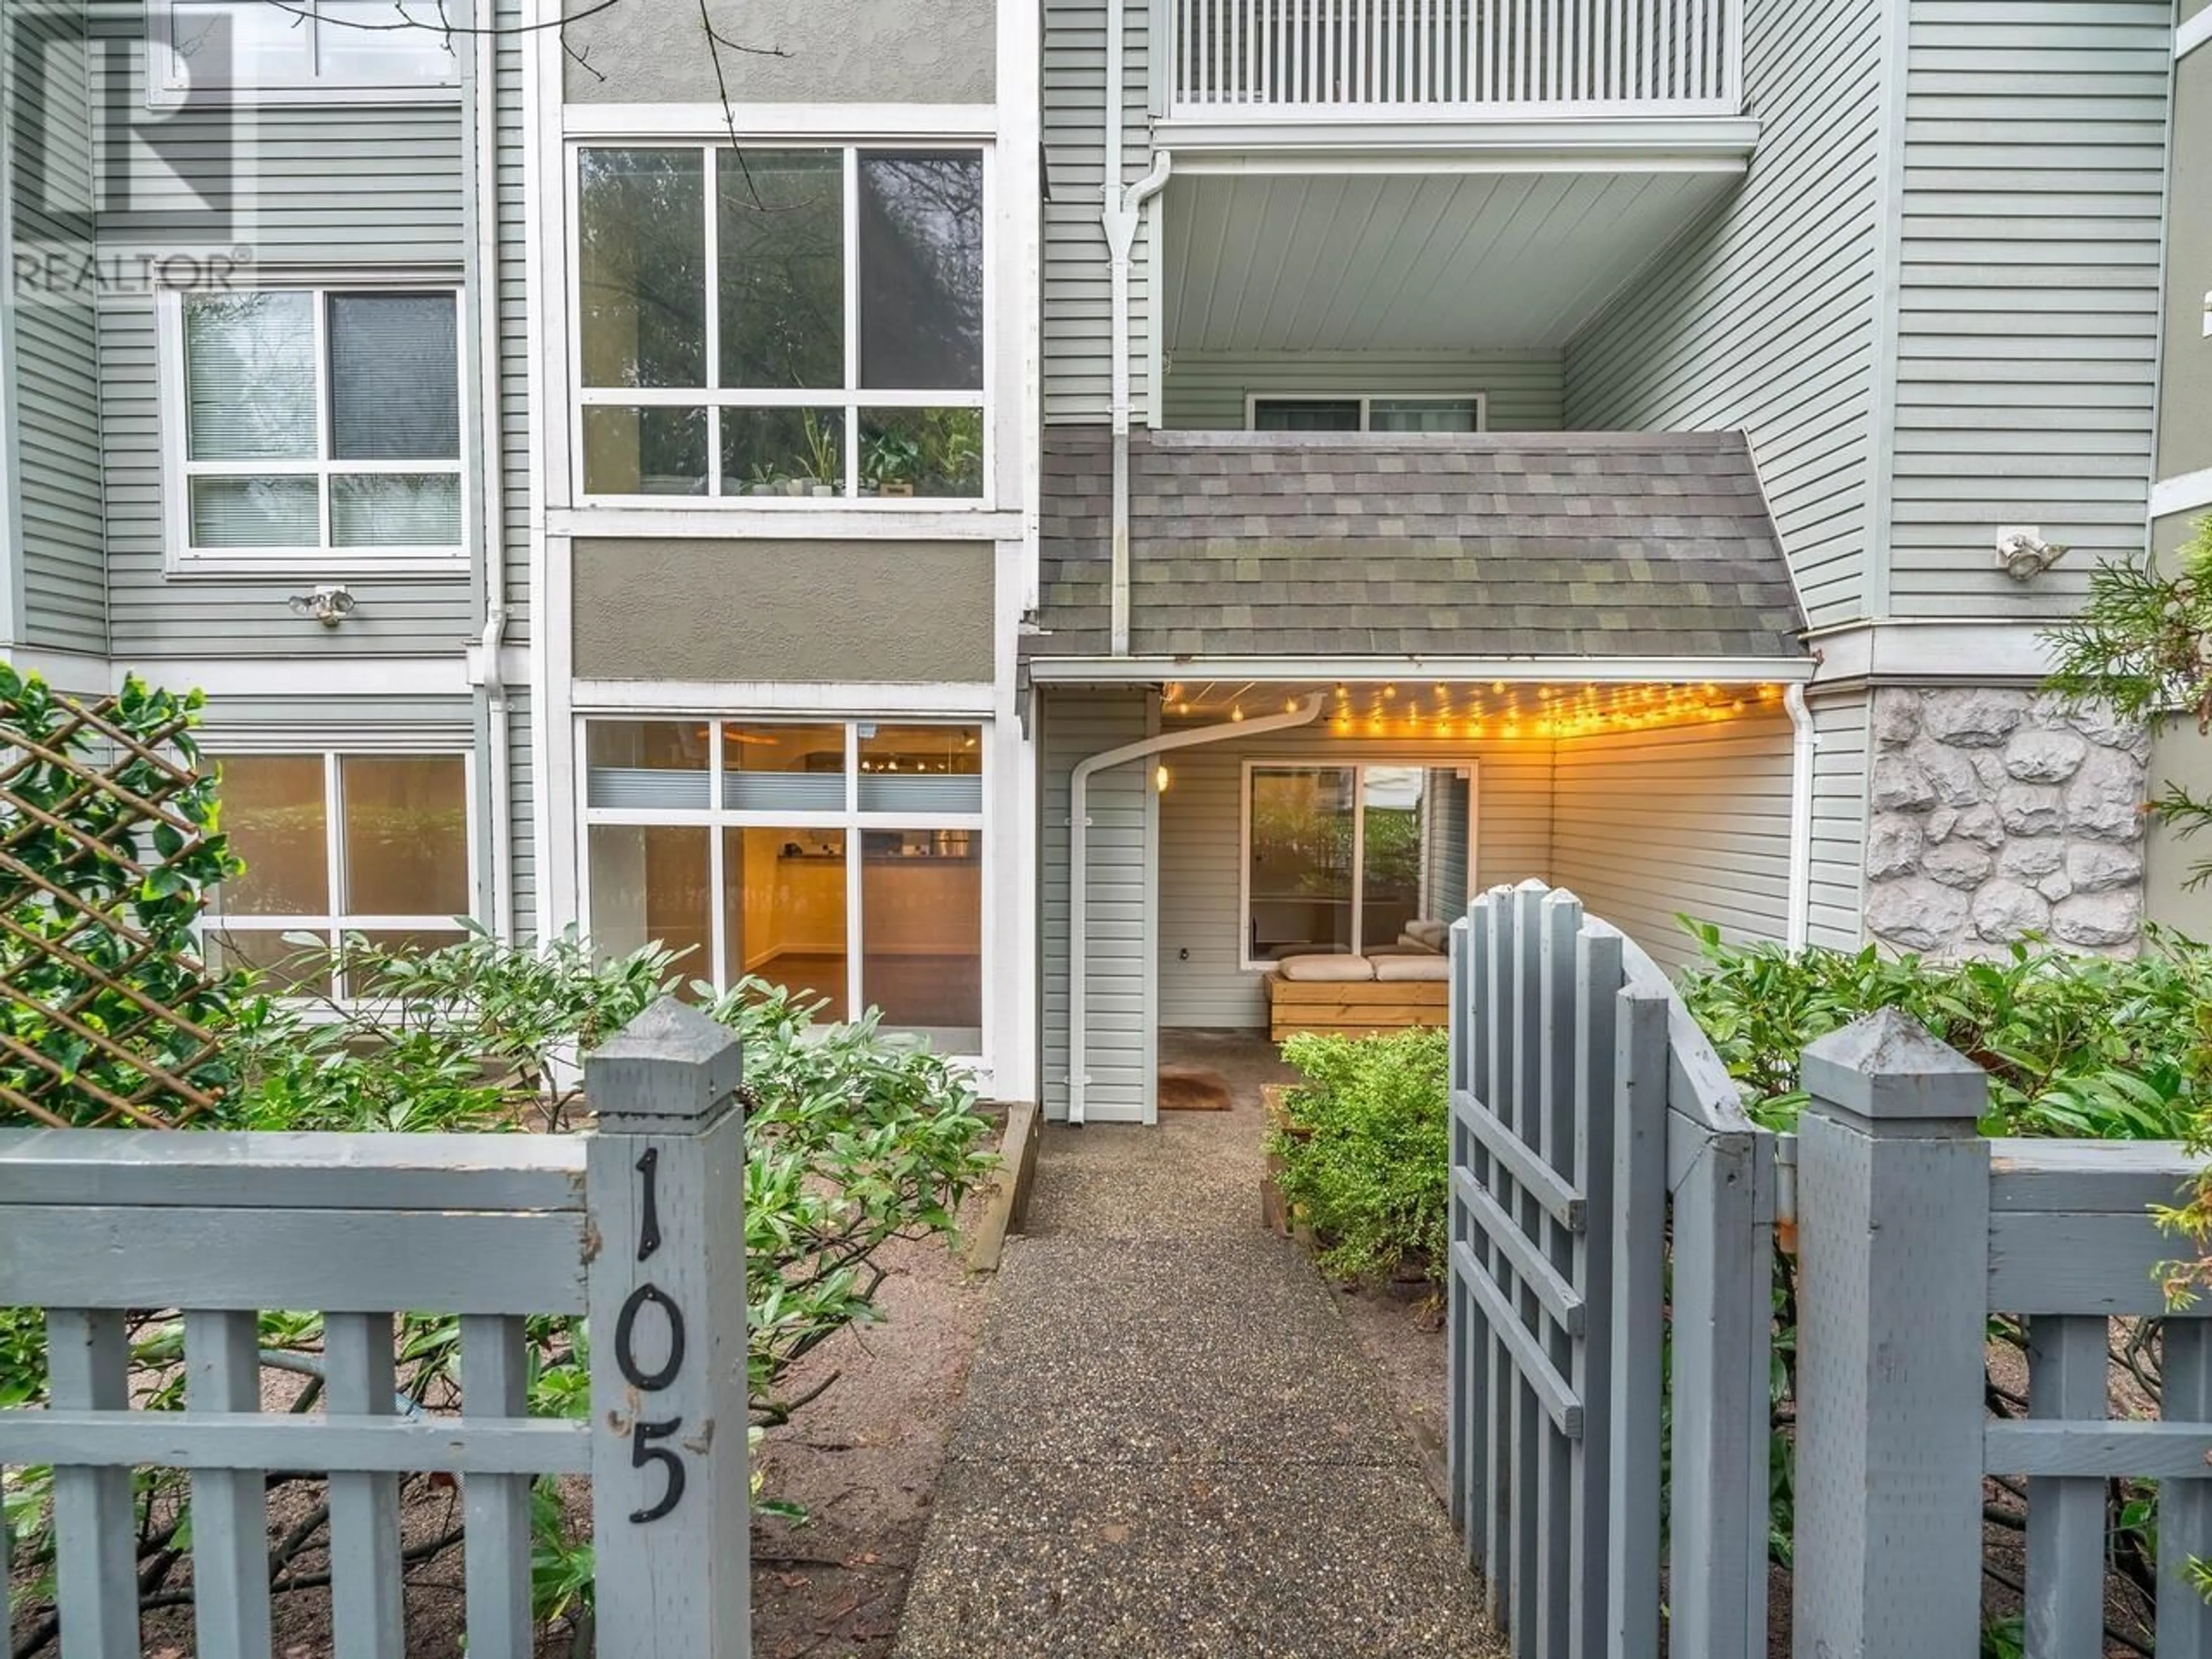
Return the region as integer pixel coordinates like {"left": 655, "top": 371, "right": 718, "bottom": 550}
{"left": 1784, "top": 684, "right": 1816, "bottom": 953}
{"left": 1102, "top": 0, "right": 1172, "bottom": 654}
{"left": 1068, "top": 694, "right": 1324, "bottom": 1124}
{"left": 472, "top": 16, "right": 513, "bottom": 945}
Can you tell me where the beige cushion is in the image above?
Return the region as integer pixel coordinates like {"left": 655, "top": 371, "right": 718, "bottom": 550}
{"left": 1394, "top": 931, "right": 1445, "bottom": 955}
{"left": 1274, "top": 953, "right": 1377, "bottom": 982}
{"left": 1374, "top": 954, "right": 1450, "bottom": 982}
{"left": 1403, "top": 919, "right": 1450, "bottom": 950}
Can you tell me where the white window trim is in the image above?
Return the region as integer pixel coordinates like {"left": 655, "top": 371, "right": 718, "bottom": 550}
{"left": 1236, "top": 755, "right": 1478, "bottom": 974}
{"left": 575, "top": 715, "right": 989, "bottom": 1057}
{"left": 1244, "top": 392, "right": 1490, "bottom": 433}
{"left": 145, "top": 1, "right": 463, "bottom": 108}
{"left": 201, "top": 748, "right": 480, "bottom": 1003}
{"left": 157, "top": 281, "right": 472, "bottom": 577}
{"left": 566, "top": 141, "right": 995, "bottom": 510}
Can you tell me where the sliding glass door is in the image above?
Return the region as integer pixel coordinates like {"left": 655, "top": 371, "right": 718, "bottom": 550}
{"left": 1242, "top": 762, "right": 1469, "bottom": 965}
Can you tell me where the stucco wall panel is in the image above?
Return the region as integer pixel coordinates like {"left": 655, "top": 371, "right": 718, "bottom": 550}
{"left": 572, "top": 539, "right": 994, "bottom": 684}
{"left": 562, "top": 0, "right": 994, "bottom": 105}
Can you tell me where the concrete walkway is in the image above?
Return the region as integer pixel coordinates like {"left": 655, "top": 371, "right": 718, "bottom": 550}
{"left": 895, "top": 1033, "right": 1501, "bottom": 1658}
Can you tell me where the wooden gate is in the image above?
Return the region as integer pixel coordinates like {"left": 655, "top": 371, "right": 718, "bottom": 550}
{"left": 1446, "top": 880, "right": 1773, "bottom": 1659}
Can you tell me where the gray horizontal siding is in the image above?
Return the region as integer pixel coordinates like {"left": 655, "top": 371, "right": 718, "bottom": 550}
{"left": 1562, "top": 0, "right": 1884, "bottom": 628}
{"left": 88, "top": 2, "right": 465, "bottom": 263}
{"left": 193, "top": 692, "right": 474, "bottom": 749}
{"left": 1156, "top": 729, "right": 1552, "bottom": 1031}
{"left": 1043, "top": 0, "right": 1151, "bottom": 422}
{"left": 1884, "top": 0, "right": 2169, "bottom": 617}
{"left": 8, "top": 0, "right": 106, "bottom": 654}
{"left": 1806, "top": 690, "right": 1869, "bottom": 949}
{"left": 1040, "top": 690, "right": 1153, "bottom": 1121}
{"left": 89, "top": 2, "right": 474, "bottom": 661}
{"left": 1550, "top": 711, "right": 1796, "bottom": 971}
{"left": 1161, "top": 350, "right": 1565, "bottom": 431}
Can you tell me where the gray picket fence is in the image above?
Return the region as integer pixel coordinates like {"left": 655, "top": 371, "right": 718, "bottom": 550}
{"left": 0, "top": 996, "right": 751, "bottom": 1659}
{"left": 1450, "top": 880, "right": 2212, "bottom": 1657}
{"left": 1446, "top": 881, "right": 1771, "bottom": 1658}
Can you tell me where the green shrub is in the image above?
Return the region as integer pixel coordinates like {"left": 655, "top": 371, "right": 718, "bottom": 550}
{"left": 1270, "top": 1028, "right": 1450, "bottom": 1282}
{"left": 1678, "top": 919, "right": 2212, "bottom": 1141}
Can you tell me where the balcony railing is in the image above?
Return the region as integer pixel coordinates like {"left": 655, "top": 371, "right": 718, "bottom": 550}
{"left": 1164, "top": 0, "right": 1740, "bottom": 119}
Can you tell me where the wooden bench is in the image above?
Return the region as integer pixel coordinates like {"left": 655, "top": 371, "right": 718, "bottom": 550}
{"left": 1264, "top": 972, "right": 1449, "bottom": 1041}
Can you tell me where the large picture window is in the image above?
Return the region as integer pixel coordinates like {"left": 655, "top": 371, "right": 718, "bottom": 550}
{"left": 574, "top": 145, "right": 986, "bottom": 501}
{"left": 202, "top": 752, "right": 474, "bottom": 998}
{"left": 164, "top": 287, "right": 465, "bottom": 565}
{"left": 1241, "top": 762, "right": 1473, "bottom": 965}
{"left": 581, "top": 719, "right": 984, "bottom": 1052}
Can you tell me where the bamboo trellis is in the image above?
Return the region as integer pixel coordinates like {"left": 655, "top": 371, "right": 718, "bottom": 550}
{"left": 0, "top": 687, "right": 229, "bottom": 1128}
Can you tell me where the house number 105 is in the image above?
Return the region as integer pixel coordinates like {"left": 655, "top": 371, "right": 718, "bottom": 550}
{"left": 617, "top": 1147, "right": 688, "bottom": 1524}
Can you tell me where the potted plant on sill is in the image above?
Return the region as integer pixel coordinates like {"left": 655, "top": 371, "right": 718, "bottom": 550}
{"left": 799, "top": 410, "right": 842, "bottom": 498}
{"left": 863, "top": 430, "right": 922, "bottom": 498}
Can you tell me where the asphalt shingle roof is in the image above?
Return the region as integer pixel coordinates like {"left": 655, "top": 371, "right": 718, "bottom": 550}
{"left": 1027, "top": 429, "right": 1808, "bottom": 664}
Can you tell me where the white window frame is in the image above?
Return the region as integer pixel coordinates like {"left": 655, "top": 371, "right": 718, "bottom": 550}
{"left": 146, "top": 1, "right": 463, "bottom": 107}
{"left": 200, "top": 748, "right": 480, "bottom": 1002}
{"left": 156, "top": 281, "right": 471, "bottom": 575}
{"left": 1244, "top": 392, "right": 1490, "bottom": 433}
{"left": 575, "top": 715, "right": 988, "bottom": 1056}
{"left": 566, "top": 142, "right": 994, "bottom": 509}
{"left": 1236, "top": 756, "right": 1478, "bottom": 972}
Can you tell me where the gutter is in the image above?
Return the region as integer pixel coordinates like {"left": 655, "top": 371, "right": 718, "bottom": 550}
{"left": 1783, "top": 684, "right": 1815, "bottom": 953}
{"left": 1067, "top": 694, "right": 1324, "bottom": 1124}
{"left": 1101, "top": 0, "right": 1172, "bottom": 656}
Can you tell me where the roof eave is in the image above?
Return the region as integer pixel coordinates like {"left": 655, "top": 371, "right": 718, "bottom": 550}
{"left": 1022, "top": 653, "right": 1816, "bottom": 685}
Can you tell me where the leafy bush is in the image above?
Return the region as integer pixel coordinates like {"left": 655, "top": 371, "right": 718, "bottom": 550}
{"left": 1678, "top": 919, "right": 2212, "bottom": 1141}
{"left": 0, "top": 668, "right": 243, "bottom": 1126}
{"left": 0, "top": 926, "right": 995, "bottom": 1651}
{"left": 1270, "top": 1028, "right": 1450, "bottom": 1281}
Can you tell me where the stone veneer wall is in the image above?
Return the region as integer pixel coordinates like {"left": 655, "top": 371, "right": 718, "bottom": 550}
{"left": 1863, "top": 688, "right": 2148, "bottom": 956}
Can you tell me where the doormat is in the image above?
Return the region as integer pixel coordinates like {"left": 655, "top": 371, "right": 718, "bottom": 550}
{"left": 1158, "top": 1065, "right": 1233, "bottom": 1111}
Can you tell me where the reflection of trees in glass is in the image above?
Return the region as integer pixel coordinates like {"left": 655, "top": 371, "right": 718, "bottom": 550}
{"left": 184, "top": 292, "right": 317, "bottom": 460}
{"left": 719, "top": 149, "right": 842, "bottom": 390}
{"left": 577, "top": 148, "right": 704, "bottom": 389}
{"left": 859, "top": 154, "right": 984, "bottom": 391}
{"left": 1251, "top": 771, "right": 1354, "bottom": 900}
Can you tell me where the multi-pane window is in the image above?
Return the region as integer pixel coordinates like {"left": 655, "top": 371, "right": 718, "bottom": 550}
{"left": 154, "top": 2, "right": 459, "bottom": 100}
{"left": 582, "top": 719, "right": 984, "bottom": 1051}
{"left": 168, "top": 288, "right": 465, "bottom": 562}
{"left": 1249, "top": 395, "right": 1485, "bottom": 433}
{"left": 203, "top": 753, "right": 473, "bottom": 998}
{"left": 575, "top": 146, "right": 987, "bottom": 500}
{"left": 1243, "top": 762, "right": 1472, "bottom": 965}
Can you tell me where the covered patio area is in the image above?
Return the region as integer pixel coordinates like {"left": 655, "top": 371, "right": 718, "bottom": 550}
{"left": 1024, "top": 428, "right": 1818, "bottom": 1123}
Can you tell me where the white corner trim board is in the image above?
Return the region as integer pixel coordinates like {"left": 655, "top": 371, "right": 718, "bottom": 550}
{"left": 2179, "top": 7, "right": 2212, "bottom": 60}
{"left": 2150, "top": 467, "right": 2212, "bottom": 521}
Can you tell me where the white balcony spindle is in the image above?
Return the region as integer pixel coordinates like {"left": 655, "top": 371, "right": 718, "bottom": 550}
{"left": 1165, "top": 0, "right": 1734, "bottom": 115}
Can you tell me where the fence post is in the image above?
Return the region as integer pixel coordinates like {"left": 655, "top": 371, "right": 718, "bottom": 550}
{"left": 585, "top": 997, "right": 751, "bottom": 1659}
{"left": 1791, "top": 1009, "right": 1988, "bottom": 1659}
